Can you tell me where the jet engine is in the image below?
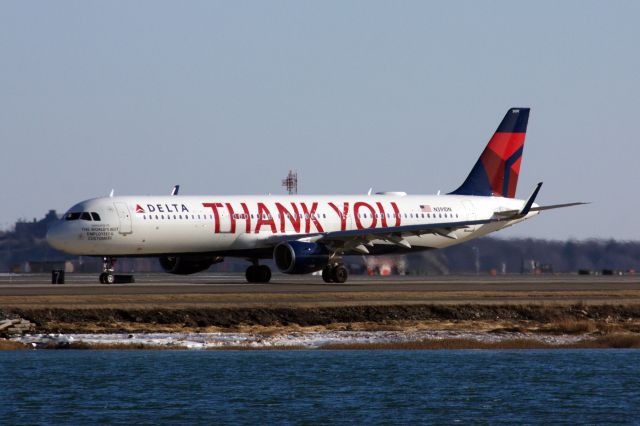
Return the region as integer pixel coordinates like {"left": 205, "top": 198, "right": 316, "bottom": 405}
{"left": 159, "top": 255, "right": 224, "bottom": 275}
{"left": 273, "top": 241, "right": 330, "bottom": 274}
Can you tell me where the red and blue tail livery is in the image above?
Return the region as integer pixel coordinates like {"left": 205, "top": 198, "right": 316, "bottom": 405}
{"left": 451, "top": 108, "right": 529, "bottom": 198}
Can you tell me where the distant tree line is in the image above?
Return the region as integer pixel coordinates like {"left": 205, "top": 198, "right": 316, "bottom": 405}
{"left": 403, "top": 238, "right": 640, "bottom": 275}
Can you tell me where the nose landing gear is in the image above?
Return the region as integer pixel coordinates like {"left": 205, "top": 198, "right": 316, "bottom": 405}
{"left": 99, "top": 257, "right": 115, "bottom": 284}
{"left": 98, "top": 257, "right": 135, "bottom": 284}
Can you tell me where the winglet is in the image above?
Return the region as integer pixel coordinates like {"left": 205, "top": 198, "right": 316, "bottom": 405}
{"left": 171, "top": 185, "right": 180, "bottom": 196}
{"left": 520, "top": 182, "right": 542, "bottom": 215}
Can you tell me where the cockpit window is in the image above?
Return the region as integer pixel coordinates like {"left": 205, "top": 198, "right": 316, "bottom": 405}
{"left": 91, "top": 212, "right": 101, "bottom": 221}
{"left": 80, "top": 212, "right": 92, "bottom": 221}
{"left": 65, "top": 212, "right": 81, "bottom": 221}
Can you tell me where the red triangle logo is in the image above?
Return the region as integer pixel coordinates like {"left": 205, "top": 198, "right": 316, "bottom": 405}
{"left": 135, "top": 204, "right": 145, "bottom": 213}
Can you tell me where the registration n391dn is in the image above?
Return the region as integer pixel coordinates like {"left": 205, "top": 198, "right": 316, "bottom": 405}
{"left": 47, "top": 108, "right": 584, "bottom": 284}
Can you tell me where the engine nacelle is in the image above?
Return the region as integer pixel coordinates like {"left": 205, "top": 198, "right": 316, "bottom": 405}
{"left": 273, "top": 241, "right": 330, "bottom": 274}
{"left": 159, "top": 255, "right": 224, "bottom": 275}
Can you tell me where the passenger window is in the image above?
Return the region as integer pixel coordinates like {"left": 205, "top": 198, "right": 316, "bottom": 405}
{"left": 65, "top": 212, "right": 81, "bottom": 221}
{"left": 80, "top": 212, "right": 92, "bottom": 221}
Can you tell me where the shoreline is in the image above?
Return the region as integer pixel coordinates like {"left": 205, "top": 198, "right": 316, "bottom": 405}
{"left": 3, "top": 302, "right": 640, "bottom": 350}
{"left": 4, "top": 331, "right": 640, "bottom": 350}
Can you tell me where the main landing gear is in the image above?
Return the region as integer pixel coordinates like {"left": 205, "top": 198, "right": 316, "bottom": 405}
{"left": 98, "top": 257, "right": 135, "bottom": 284}
{"left": 322, "top": 263, "right": 349, "bottom": 284}
{"left": 245, "top": 262, "right": 272, "bottom": 283}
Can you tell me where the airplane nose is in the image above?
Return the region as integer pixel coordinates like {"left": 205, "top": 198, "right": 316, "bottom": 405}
{"left": 46, "top": 223, "right": 67, "bottom": 251}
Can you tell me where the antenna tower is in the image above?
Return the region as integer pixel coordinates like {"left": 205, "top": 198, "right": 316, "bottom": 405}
{"left": 281, "top": 170, "right": 298, "bottom": 195}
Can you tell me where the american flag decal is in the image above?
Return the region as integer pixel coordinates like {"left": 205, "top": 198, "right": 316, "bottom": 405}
{"left": 420, "top": 205, "right": 432, "bottom": 212}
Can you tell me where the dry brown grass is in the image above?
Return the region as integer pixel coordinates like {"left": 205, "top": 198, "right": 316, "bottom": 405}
{"left": 320, "top": 334, "right": 640, "bottom": 350}
{"left": 541, "top": 319, "right": 598, "bottom": 335}
{"left": 0, "top": 339, "right": 30, "bottom": 350}
{"left": 586, "top": 334, "right": 640, "bottom": 348}
{"left": 40, "top": 341, "right": 190, "bottom": 350}
{"left": 319, "top": 339, "right": 559, "bottom": 350}
{"left": 208, "top": 345, "right": 307, "bottom": 351}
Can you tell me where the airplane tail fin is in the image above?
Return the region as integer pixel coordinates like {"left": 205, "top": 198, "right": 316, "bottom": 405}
{"left": 450, "top": 108, "right": 530, "bottom": 198}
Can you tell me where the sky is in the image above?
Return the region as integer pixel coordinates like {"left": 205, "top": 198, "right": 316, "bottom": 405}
{"left": 1, "top": 1, "right": 638, "bottom": 240}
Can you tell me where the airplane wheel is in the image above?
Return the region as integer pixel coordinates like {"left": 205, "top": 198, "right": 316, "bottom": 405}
{"left": 332, "top": 265, "right": 348, "bottom": 284}
{"left": 258, "top": 265, "right": 271, "bottom": 283}
{"left": 105, "top": 274, "right": 115, "bottom": 284}
{"left": 322, "top": 266, "right": 334, "bottom": 283}
{"left": 246, "top": 265, "right": 272, "bottom": 283}
{"left": 99, "top": 273, "right": 106, "bottom": 284}
{"left": 245, "top": 265, "right": 258, "bottom": 283}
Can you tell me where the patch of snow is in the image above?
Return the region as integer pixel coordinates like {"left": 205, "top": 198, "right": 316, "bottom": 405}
{"left": 13, "top": 330, "right": 590, "bottom": 349}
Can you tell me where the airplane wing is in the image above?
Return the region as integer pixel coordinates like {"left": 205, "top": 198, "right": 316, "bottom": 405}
{"left": 264, "top": 183, "right": 587, "bottom": 254}
{"left": 314, "top": 218, "right": 497, "bottom": 253}
{"left": 264, "top": 216, "right": 508, "bottom": 254}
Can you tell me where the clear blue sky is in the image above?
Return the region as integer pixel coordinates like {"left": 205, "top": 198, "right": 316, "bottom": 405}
{"left": 1, "top": 1, "right": 638, "bottom": 239}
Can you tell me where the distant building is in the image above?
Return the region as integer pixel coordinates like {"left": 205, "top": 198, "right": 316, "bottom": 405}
{"left": 14, "top": 210, "right": 59, "bottom": 239}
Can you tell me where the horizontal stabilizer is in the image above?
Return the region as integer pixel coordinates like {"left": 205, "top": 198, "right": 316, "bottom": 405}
{"left": 494, "top": 201, "right": 588, "bottom": 219}
{"left": 530, "top": 202, "right": 589, "bottom": 212}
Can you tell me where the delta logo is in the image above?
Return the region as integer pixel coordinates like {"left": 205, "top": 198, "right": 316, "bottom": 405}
{"left": 136, "top": 203, "right": 190, "bottom": 213}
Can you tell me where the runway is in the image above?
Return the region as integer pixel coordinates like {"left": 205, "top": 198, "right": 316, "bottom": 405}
{"left": 1, "top": 273, "right": 639, "bottom": 308}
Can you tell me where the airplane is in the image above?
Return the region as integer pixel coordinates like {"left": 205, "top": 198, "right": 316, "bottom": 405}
{"left": 46, "top": 108, "right": 585, "bottom": 284}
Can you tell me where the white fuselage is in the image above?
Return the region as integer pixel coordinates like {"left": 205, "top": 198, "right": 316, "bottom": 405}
{"left": 46, "top": 194, "right": 538, "bottom": 257}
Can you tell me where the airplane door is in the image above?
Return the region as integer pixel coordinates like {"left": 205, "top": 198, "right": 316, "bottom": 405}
{"left": 114, "top": 202, "right": 133, "bottom": 234}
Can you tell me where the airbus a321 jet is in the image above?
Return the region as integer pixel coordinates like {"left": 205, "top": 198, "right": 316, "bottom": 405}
{"left": 47, "top": 108, "right": 584, "bottom": 284}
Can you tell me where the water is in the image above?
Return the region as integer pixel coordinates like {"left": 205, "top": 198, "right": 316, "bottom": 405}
{"left": 1, "top": 350, "right": 639, "bottom": 425}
